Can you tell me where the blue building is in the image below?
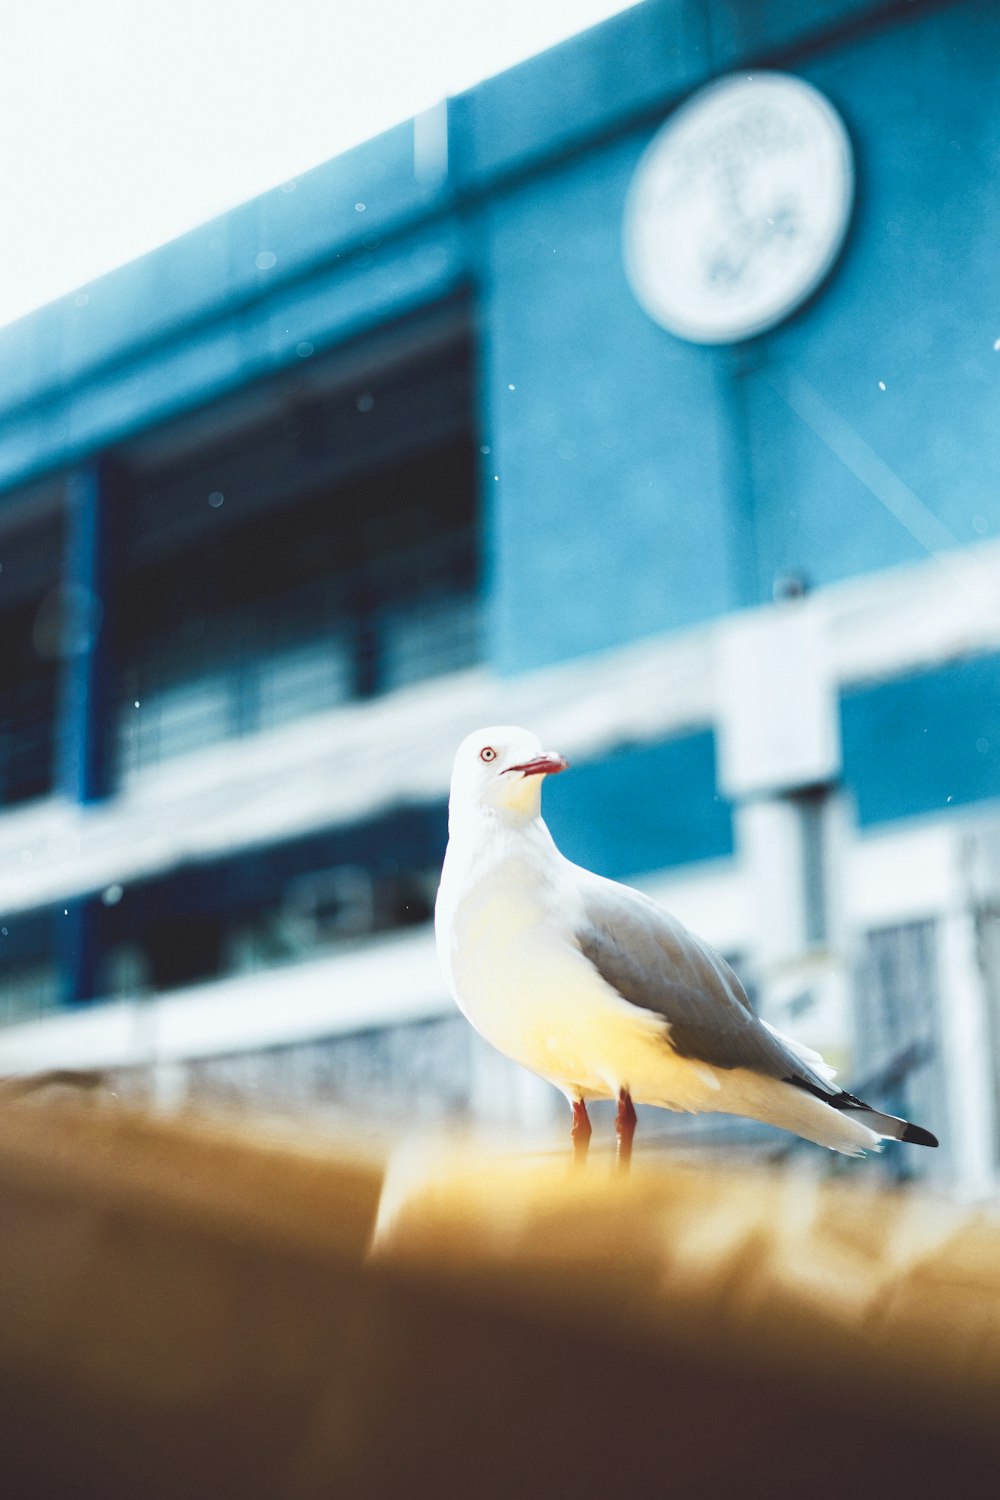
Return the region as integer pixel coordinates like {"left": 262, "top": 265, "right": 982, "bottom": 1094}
{"left": 0, "top": 0, "right": 997, "bottom": 1187}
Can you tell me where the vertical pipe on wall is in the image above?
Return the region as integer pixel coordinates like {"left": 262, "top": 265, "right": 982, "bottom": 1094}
{"left": 718, "top": 345, "right": 765, "bottom": 611}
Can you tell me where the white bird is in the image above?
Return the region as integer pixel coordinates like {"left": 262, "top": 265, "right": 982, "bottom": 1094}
{"left": 435, "top": 725, "right": 939, "bottom": 1166}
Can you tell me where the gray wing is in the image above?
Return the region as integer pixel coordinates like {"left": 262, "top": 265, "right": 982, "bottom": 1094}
{"left": 575, "top": 875, "right": 829, "bottom": 1088}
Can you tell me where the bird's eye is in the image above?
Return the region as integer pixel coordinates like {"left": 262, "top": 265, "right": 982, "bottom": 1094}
{"left": 479, "top": 746, "right": 497, "bottom": 763}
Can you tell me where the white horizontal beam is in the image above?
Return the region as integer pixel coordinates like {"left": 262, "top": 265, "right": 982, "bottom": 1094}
{"left": 0, "top": 539, "right": 997, "bottom": 917}
{"left": 0, "top": 927, "right": 448, "bottom": 1076}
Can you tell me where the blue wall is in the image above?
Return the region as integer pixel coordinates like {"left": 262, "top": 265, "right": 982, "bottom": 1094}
{"left": 741, "top": 5, "right": 1000, "bottom": 599}
{"left": 480, "top": 0, "right": 1000, "bottom": 671}
{"left": 544, "top": 730, "right": 733, "bottom": 877}
{"left": 842, "top": 654, "right": 1000, "bottom": 827}
{"left": 479, "top": 139, "right": 740, "bottom": 673}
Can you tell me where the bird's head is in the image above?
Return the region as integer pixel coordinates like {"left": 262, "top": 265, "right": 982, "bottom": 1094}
{"left": 448, "top": 725, "right": 568, "bottom": 823}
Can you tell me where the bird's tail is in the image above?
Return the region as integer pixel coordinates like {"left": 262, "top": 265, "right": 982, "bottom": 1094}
{"left": 764, "top": 1023, "right": 939, "bottom": 1148}
{"left": 786, "top": 1075, "right": 939, "bottom": 1148}
{"left": 819, "top": 1088, "right": 939, "bottom": 1148}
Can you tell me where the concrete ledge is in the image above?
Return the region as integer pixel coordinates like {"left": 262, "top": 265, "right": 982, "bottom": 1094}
{"left": 0, "top": 1098, "right": 996, "bottom": 1497}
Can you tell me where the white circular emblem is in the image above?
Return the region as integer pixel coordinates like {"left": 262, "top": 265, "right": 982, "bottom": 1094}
{"left": 623, "top": 72, "right": 854, "bottom": 344}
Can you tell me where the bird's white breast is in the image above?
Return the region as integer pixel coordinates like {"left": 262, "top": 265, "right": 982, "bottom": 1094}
{"left": 436, "top": 829, "right": 672, "bottom": 1101}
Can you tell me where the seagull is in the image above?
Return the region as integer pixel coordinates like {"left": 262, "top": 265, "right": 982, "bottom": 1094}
{"left": 435, "top": 725, "right": 939, "bottom": 1167}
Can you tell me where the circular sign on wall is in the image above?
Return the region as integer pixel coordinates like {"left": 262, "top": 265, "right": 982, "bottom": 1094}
{"left": 623, "top": 72, "right": 854, "bottom": 344}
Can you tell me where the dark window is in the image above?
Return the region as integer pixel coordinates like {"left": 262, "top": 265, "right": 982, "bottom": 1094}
{"left": 0, "top": 909, "right": 60, "bottom": 1023}
{"left": 0, "top": 506, "right": 64, "bottom": 807}
{"left": 92, "top": 803, "right": 446, "bottom": 1000}
{"left": 854, "top": 919, "right": 945, "bottom": 1177}
{"left": 113, "top": 324, "right": 479, "bottom": 781}
{"left": 975, "top": 905, "right": 1000, "bottom": 1164}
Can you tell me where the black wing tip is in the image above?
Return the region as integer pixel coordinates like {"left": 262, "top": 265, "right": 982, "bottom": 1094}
{"left": 901, "top": 1122, "right": 939, "bottom": 1148}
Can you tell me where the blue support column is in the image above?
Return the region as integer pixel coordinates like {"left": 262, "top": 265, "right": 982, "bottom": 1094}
{"left": 57, "top": 459, "right": 119, "bottom": 803}
{"left": 57, "top": 458, "right": 121, "bottom": 1003}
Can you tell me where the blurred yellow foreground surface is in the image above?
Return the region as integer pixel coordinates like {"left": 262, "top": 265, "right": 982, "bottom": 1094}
{"left": 1, "top": 1094, "right": 998, "bottom": 1498}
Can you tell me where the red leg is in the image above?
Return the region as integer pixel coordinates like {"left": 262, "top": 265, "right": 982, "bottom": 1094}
{"left": 615, "top": 1088, "right": 637, "bottom": 1172}
{"left": 570, "top": 1098, "right": 592, "bottom": 1168}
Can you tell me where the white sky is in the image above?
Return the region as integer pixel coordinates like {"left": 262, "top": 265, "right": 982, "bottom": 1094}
{"left": 0, "top": 0, "right": 639, "bottom": 331}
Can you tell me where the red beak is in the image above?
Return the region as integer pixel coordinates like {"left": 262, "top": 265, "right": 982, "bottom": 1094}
{"left": 505, "top": 753, "right": 569, "bottom": 778}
